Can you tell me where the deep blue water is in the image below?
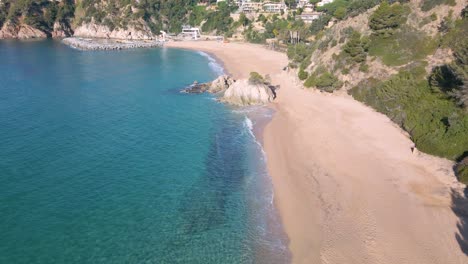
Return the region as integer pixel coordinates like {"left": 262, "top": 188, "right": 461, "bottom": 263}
{"left": 0, "top": 40, "right": 289, "bottom": 263}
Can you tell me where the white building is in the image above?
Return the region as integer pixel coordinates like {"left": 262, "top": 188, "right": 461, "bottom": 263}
{"left": 181, "top": 26, "right": 201, "bottom": 40}
{"left": 240, "top": 1, "right": 263, "bottom": 13}
{"left": 263, "top": 1, "right": 287, "bottom": 13}
{"left": 317, "top": 0, "right": 335, "bottom": 7}
{"left": 296, "top": 0, "right": 309, "bottom": 8}
{"left": 296, "top": 12, "right": 322, "bottom": 23}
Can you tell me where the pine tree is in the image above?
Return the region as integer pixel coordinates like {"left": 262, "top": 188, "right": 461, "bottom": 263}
{"left": 343, "top": 31, "right": 369, "bottom": 63}
{"left": 369, "top": 1, "right": 407, "bottom": 37}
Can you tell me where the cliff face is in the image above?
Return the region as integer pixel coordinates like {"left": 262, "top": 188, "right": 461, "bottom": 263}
{"left": 0, "top": 21, "right": 47, "bottom": 39}
{"left": 0, "top": 0, "right": 75, "bottom": 39}
{"left": 0, "top": 0, "right": 198, "bottom": 40}
{"left": 0, "top": 21, "right": 73, "bottom": 39}
{"left": 52, "top": 21, "right": 73, "bottom": 38}
{"left": 73, "top": 21, "right": 156, "bottom": 40}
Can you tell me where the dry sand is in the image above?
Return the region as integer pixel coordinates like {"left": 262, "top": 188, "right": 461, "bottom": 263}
{"left": 165, "top": 40, "right": 468, "bottom": 264}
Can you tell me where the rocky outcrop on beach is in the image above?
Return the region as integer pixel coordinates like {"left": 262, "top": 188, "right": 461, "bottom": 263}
{"left": 222, "top": 79, "right": 276, "bottom": 106}
{"left": 184, "top": 75, "right": 276, "bottom": 106}
{"left": 0, "top": 21, "right": 47, "bottom": 39}
{"left": 184, "top": 75, "right": 235, "bottom": 94}
{"left": 73, "top": 22, "right": 156, "bottom": 40}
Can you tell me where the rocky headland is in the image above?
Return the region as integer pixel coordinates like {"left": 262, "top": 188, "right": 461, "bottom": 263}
{"left": 0, "top": 21, "right": 48, "bottom": 39}
{"left": 73, "top": 22, "right": 156, "bottom": 40}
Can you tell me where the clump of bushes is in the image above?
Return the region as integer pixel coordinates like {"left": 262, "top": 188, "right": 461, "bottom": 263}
{"left": 420, "top": 0, "right": 456, "bottom": 12}
{"left": 456, "top": 157, "right": 468, "bottom": 184}
{"left": 343, "top": 31, "right": 370, "bottom": 63}
{"left": 248, "top": 72, "right": 265, "bottom": 85}
{"left": 298, "top": 69, "right": 309, "bottom": 80}
{"left": 304, "top": 69, "right": 342, "bottom": 92}
{"left": 287, "top": 43, "right": 315, "bottom": 68}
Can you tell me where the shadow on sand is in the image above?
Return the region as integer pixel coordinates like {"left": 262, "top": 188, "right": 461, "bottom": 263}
{"left": 452, "top": 187, "right": 468, "bottom": 255}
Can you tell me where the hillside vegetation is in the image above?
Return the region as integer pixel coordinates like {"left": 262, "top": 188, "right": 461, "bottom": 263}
{"left": 286, "top": 0, "right": 467, "bottom": 181}
{"left": 0, "top": 0, "right": 74, "bottom": 36}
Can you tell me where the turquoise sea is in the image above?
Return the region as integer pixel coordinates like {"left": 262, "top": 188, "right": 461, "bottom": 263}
{"left": 0, "top": 40, "right": 289, "bottom": 263}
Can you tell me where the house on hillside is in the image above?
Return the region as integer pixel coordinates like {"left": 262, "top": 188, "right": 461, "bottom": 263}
{"left": 296, "top": 0, "right": 309, "bottom": 8}
{"left": 240, "top": 1, "right": 263, "bottom": 13}
{"left": 263, "top": 1, "right": 287, "bottom": 13}
{"left": 317, "top": 0, "right": 335, "bottom": 7}
{"left": 296, "top": 12, "right": 322, "bottom": 23}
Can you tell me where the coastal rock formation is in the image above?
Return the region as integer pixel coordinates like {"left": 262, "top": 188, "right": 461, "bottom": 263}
{"left": 183, "top": 75, "right": 276, "bottom": 106}
{"left": 183, "top": 75, "right": 234, "bottom": 94}
{"left": 210, "top": 75, "right": 235, "bottom": 93}
{"left": 73, "top": 22, "right": 156, "bottom": 40}
{"left": 52, "top": 22, "right": 73, "bottom": 38}
{"left": 0, "top": 21, "right": 47, "bottom": 39}
{"left": 222, "top": 79, "right": 275, "bottom": 106}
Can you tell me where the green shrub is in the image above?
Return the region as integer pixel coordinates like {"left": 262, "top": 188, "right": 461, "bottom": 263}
{"left": 420, "top": 0, "right": 456, "bottom": 12}
{"left": 359, "top": 63, "right": 369, "bottom": 72}
{"left": 309, "top": 14, "right": 331, "bottom": 35}
{"left": 304, "top": 71, "right": 342, "bottom": 92}
{"left": 456, "top": 157, "right": 468, "bottom": 184}
{"left": 298, "top": 69, "right": 309, "bottom": 80}
{"left": 334, "top": 6, "right": 347, "bottom": 20}
{"left": 244, "top": 28, "right": 266, "bottom": 43}
{"left": 248, "top": 72, "right": 265, "bottom": 85}
{"left": 287, "top": 43, "right": 315, "bottom": 65}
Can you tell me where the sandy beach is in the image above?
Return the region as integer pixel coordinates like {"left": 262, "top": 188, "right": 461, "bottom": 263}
{"left": 166, "top": 40, "right": 468, "bottom": 263}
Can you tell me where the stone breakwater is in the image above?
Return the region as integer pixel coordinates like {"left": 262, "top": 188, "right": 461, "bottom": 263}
{"left": 62, "top": 37, "right": 163, "bottom": 51}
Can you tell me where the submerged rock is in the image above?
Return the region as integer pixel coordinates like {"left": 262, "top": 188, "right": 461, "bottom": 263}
{"left": 182, "top": 81, "right": 210, "bottom": 94}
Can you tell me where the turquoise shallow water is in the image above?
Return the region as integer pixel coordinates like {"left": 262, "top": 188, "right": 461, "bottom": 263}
{"left": 0, "top": 40, "right": 289, "bottom": 263}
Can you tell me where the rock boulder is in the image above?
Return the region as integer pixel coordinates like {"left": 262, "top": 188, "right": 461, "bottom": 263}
{"left": 222, "top": 79, "right": 275, "bottom": 106}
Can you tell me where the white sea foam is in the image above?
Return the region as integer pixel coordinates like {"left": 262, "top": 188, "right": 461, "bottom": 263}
{"left": 243, "top": 116, "right": 267, "bottom": 158}
{"left": 197, "top": 51, "right": 225, "bottom": 76}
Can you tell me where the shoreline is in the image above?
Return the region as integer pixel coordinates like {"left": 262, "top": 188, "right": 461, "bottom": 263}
{"left": 165, "top": 40, "right": 467, "bottom": 263}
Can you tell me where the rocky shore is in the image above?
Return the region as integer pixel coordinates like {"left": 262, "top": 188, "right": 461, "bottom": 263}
{"left": 62, "top": 37, "right": 163, "bottom": 51}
